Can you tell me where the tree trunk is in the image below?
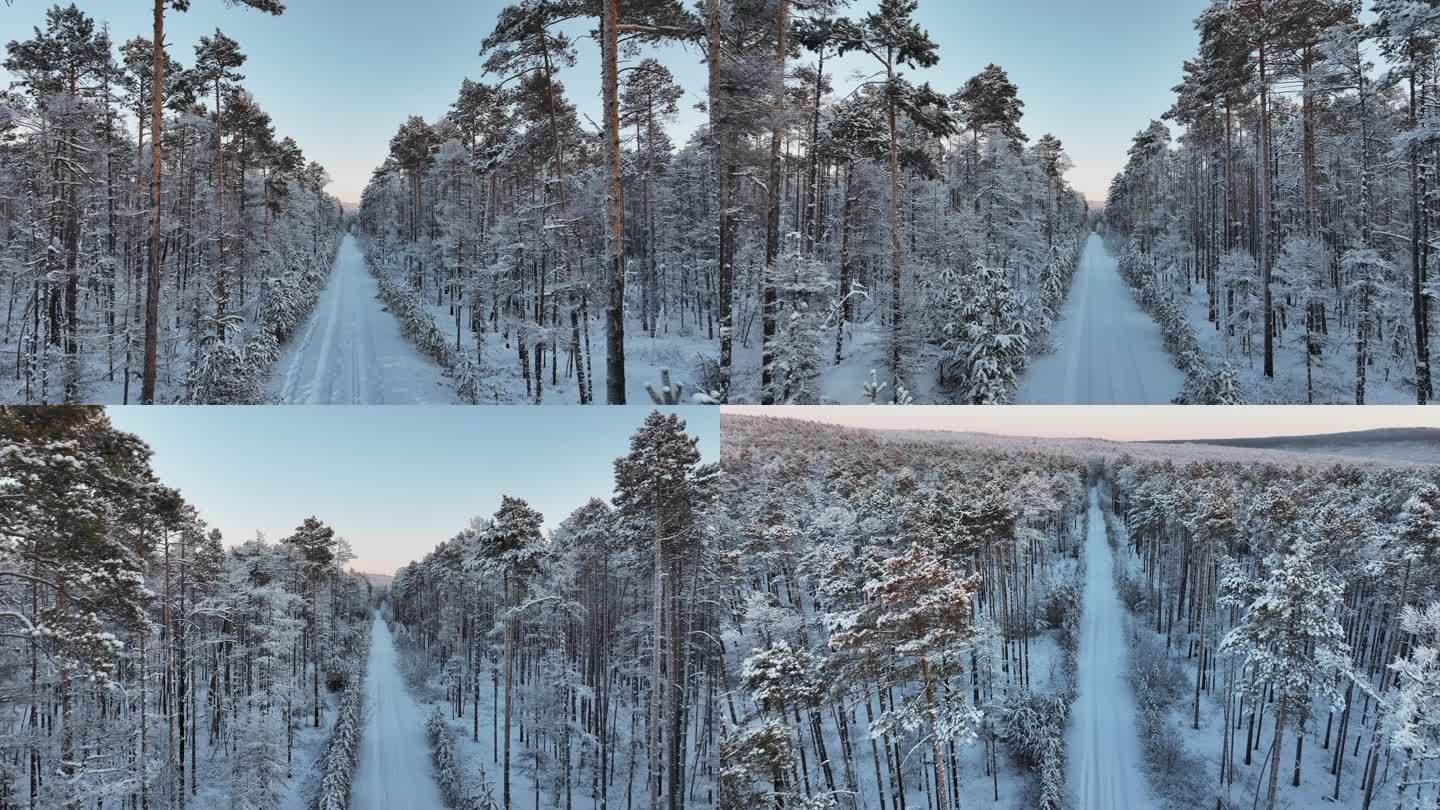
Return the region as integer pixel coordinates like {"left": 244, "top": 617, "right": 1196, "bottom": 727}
{"left": 1267, "top": 696, "right": 1287, "bottom": 810}
{"left": 602, "top": 0, "right": 626, "bottom": 404}
{"left": 215, "top": 79, "right": 228, "bottom": 343}
{"left": 1411, "top": 70, "right": 1433, "bottom": 403}
{"left": 836, "top": 161, "right": 855, "bottom": 365}
{"left": 760, "top": 0, "right": 788, "bottom": 404}
{"left": 885, "top": 56, "right": 904, "bottom": 393}
{"left": 143, "top": 0, "right": 165, "bottom": 403}
{"left": 648, "top": 521, "right": 664, "bottom": 810}
{"left": 1259, "top": 34, "right": 1275, "bottom": 380}
{"left": 709, "top": 0, "right": 734, "bottom": 401}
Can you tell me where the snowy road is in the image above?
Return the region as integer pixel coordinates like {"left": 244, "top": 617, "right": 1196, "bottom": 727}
{"left": 1068, "top": 488, "right": 1151, "bottom": 809}
{"left": 1016, "top": 233, "right": 1184, "bottom": 404}
{"left": 353, "top": 617, "right": 445, "bottom": 810}
{"left": 267, "top": 234, "right": 455, "bottom": 403}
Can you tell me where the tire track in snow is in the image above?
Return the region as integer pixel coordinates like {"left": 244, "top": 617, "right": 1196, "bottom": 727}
{"left": 1068, "top": 488, "right": 1152, "bottom": 809}
{"left": 1017, "top": 233, "right": 1185, "bottom": 404}
{"left": 266, "top": 234, "right": 457, "bottom": 403}
{"left": 352, "top": 617, "right": 445, "bottom": 810}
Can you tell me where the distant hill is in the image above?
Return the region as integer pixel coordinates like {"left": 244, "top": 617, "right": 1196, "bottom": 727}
{"left": 354, "top": 571, "right": 394, "bottom": 590}
{"left": 722, "top": 415, "right": 1439, "bottom": 470}
{"left": 1157, "top": 427, "right": 1440, "bottom": 465}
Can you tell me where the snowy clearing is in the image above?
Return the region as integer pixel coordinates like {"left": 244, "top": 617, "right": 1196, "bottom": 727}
{"left": 1068, "top": 487, "right": 1152, "bottom": 809}
{"left": 353, "top": 616, "right": 446, "bottom": 810}
{"left": 1017, "top": 234, "right": 1184, "bottom": 404}
{"left": 268, "top": 235, "right": 457, "bottom": 404}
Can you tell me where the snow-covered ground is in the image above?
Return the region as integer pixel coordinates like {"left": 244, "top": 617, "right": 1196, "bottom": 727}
{"left": 1174, "top": 280, "right": 1424, "bottom": 405}
{"left": 185, "top": 693, "right": 334, "bottom": 810}
{"left": 817, "top": 325, "right": 940, "bottom": 404}
{"left": 353, "top": 616, "right": 446, "bottom": 810}
{"left": 365, "top": 240, "right": 719, "bottom": 406}
{"left": 410, "top": 647, "right": 653, "bottom": 810}
{"left": 1069, "top": 487, "right": 1152, "bottom": 809}
{"left": 1017, "top": 234, "right": 1185, "bottom": 404}
{"left": 736, "top": 311, "right": 945, "bottom": 404}
{"left": 268, "top": 235, "right": 458, "bottom": 404}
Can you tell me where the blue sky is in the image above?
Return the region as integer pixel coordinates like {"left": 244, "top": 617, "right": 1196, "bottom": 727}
{"left": 105, "top": 406, "right": 719, "bottom": 574}
{"left": 2, "top": 0, "right": 1209, "bottom": 205}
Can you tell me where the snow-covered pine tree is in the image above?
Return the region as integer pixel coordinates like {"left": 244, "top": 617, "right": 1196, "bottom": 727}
{"left": 1386, "top": 601, "right": 1440, "bottom": 810}
{"left": 1216, "top": 489, "right": 1351, "bottom": 810}
{"left": 833, "top": 0, "right": 952, "bottom": 393}
{"left": 0, "top": 3, "right": 341, "bottom": 405}
{"left": 831, "top": 544, "right": 982, "bottom": 810}
{"left": 1, "top": 407, "right": 373, "bottom": 808}
{"left": 614, "top": 410, "right": 716, "bottom": 810}
{"left": 469, "top": 495, "right": 543, "bottom": 810}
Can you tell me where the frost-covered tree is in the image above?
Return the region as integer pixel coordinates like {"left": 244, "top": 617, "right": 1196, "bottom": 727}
{"left": 1217, "top": 491, "right": 1351, "bottom": 810}
{"left": 0, "top": 3, "right": 341, "bottom": 405}
{"left": 831, "top": 544, "right": 982, "bottom": 810}
{"left": 1386, "top": 601, "right": 1440, "bottom": 810}
{"left": 0, "top": 406, "right": 372, "bottom": 809}
{"left": 140, "top": 0, "right": 285, "bottom": 402}
{"left": 1106, "top": 0, "right": 1440, "bottom": 404}
{"left": 469, "top": 495, "right": 544, "bottom": 810}
{"left": 833, "top": 0, "right": 951, "bottom": 391}
{"left": 932, "top": 262, "right": 1030, "bottom": 403}
{"left": 388, "top": 411, "right": 721, "bottom": 809}
{"left": 614, "top": 411, "right": 716, "bottom": 810}
{"left": 723, "top": 415, "right": 1088, "bottom": 808}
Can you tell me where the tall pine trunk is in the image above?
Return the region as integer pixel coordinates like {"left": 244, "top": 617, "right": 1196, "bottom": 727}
{"left": 648, "top": 524, "right": 664, "bottom": 810}
{"left": 602, "top": 0, "right": 626, "bottom": 404}
{"left": 1259, "top": 33, "right": 1274, "bottom": 380}
{"left": 885, "top": 53, "right": 904, "bottom": 393}
{"left": 214, "top": 78, "right": 228, "bottom": 343}
{"left": 760, "top": 0, "right": 787, "bottom": 404}
{"left": 836, "top": 161, "right": 854, "bottom": 364}
{"left": 709, "top": 0, "right": 734, "bottom": 401}
{"left": 143, "top": 0, "right": 165, "bottom": 403}
{"left": 1411, "top": 70, "right": 1433, "bottom": 404}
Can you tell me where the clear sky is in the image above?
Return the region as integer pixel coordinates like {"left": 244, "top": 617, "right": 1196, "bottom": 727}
{"left": 724, "top": 405, "right": 1440, "bottom": 442}
{"left": 1, "top": 0, "right": 1210, "bottom": 205}
{"left": 105, "top": 406, "right": 719, "bottom": 575}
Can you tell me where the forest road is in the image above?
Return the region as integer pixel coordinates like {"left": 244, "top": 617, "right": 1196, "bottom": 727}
{"left": 267, "top": 234, "right": 456, "bottom": 403}
{"left": 1067, "top": 487, "right": 1153, "bottom": 809}
{"left": 353, "top": 616, "right": 446, "bottom": 810}
{"left": 1015, "top": 233, "right": 1185, "bottom": 404}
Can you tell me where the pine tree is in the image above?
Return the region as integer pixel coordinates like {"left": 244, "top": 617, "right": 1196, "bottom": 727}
{"left": 614, "top": 411, "right": 715, "bottom": 810}
{"left": 1386, "top": 601, "right": 1440, "bottom": 810}
{"left": 834, "top": 0, "right": 949, "bottom": 392}
{"left": 1374, "top": 0, "right": 1439, "bottom": 403}
{"left": 281, "top": 516, "right": 337, "bottom": 729}
{"left": 1343, "top": 249, "right": 1392, "bottom": 404}
{"left": 720, "top": 721, "right": 794, "bottom": 808}
{"left": 470, "top": 496, "right": 544, "bottom": 810}
{"left": 622, "top": 59, "right": 684, "bottom": 339}
{"left": 0, "top": 406, "right": 174, "bottom": 806}
{"left": 831, "top": 543, "right": 983, "bottom": 810}
{"left": 3, "top": 5, "right": 111, "bottom": 401}
{"left": 141, "top": 0, "right": 283, "bottom": 403}
{"left": 818, "top": 93, "right": 887, "bottom": 364}
{"left": 193, "top": 28, "right": 247, "bottom": 341}
{"left": 1217, "top": 488, "right": 1351, "bottom": 810}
